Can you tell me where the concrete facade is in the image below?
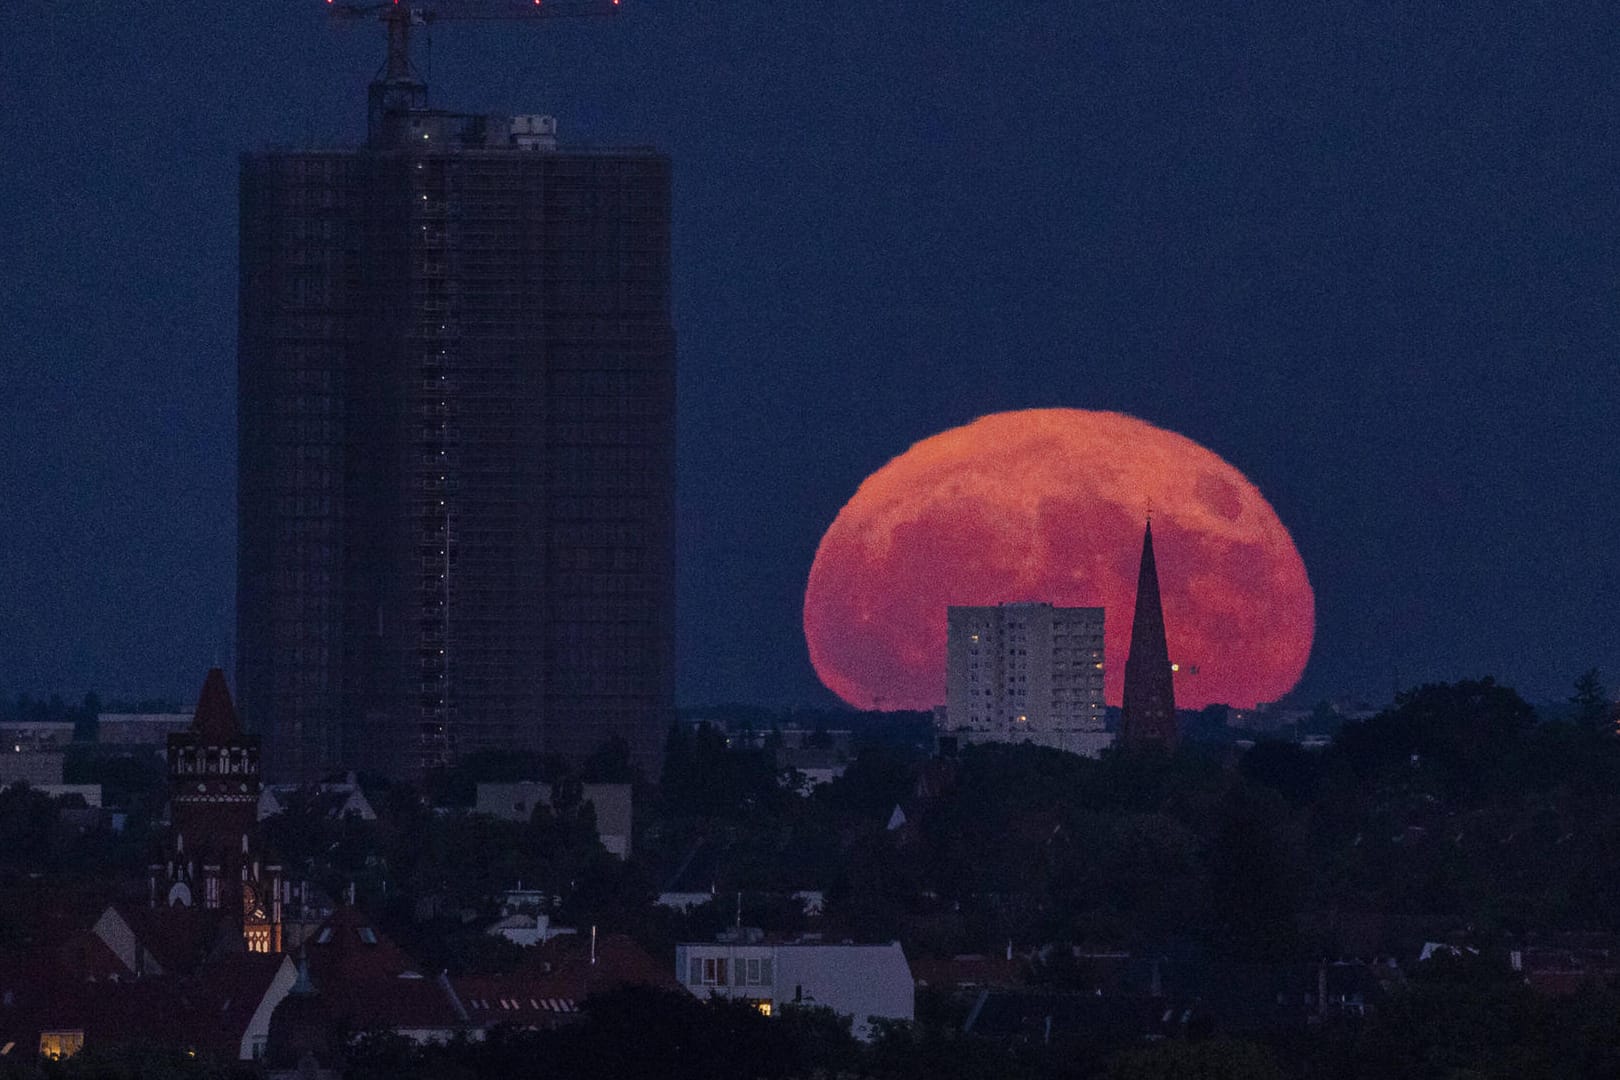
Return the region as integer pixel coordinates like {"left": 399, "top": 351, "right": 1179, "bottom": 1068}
{"left": 675, "top": 940, "right": 914, "bottom": 1039}
{"left": 97, "top": 714, "right": 195, "bottom": 748}
{"left": 943, "top": 602, "right": 1113, "bottom": 757}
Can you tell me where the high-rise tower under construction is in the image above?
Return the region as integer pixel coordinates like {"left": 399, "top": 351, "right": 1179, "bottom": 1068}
{"left": 238, "top": 5, "right": 673, "bottom": 779}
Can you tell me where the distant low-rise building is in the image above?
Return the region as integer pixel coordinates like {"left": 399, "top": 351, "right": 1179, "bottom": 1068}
{"left": 258, "top": 777, "right": 377, "bottom": 823}
{"left": 96, "top": 713, "right": 194, "bottom": 749}
{"left": 675, "top": 937, "right": 914, "bottom": 1039}
{"left": 0, "top": 720, "right": 76, "bottom": 751}
{"left": 485, "top": 887, "right": 575, "bottom": 948}
{"left": 0, "top": 749, "right": 66, "bottom": 788}
{"left": 35, "top": 784, "right": 102, "bottom": 807}
{"left": 475, "top": 782, "right": 632, "bottom": 858}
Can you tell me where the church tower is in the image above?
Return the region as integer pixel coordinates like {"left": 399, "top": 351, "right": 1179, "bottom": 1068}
{"left": 151, "top": 669, "right": 285, "bottom": 952}
{"left": 1120, "top": 520, "right": 1179, "bottom": 749}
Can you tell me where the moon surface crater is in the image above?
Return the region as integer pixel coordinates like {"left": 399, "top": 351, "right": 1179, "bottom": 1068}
{"left": 803, "top": 409, "right": 1315, "bottom": 711}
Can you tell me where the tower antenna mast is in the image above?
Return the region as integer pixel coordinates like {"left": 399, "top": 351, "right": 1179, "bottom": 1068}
{"left": 326, "top": 0, "right": 621, "bottom": 137}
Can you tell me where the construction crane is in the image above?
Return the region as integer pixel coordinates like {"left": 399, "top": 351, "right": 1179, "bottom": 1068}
{"left": 327, "top": 0, "right": 621, "bottom": 133}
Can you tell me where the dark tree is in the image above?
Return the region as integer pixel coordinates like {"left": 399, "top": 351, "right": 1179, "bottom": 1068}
{"left": 1571, "top": 668, "right": 1611, "bottom": 735}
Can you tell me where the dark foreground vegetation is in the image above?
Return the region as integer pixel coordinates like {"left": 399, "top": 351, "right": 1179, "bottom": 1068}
{"left": 5, "top": 675, "right": 1620, "bottom": 1077}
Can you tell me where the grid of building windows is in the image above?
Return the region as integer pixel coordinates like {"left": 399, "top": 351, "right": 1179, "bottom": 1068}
{"left": 239, "top": 112, "right": 673, "bottom": 779}
{"left": 943, "top": 602, "right": 1111, "bottom": 757}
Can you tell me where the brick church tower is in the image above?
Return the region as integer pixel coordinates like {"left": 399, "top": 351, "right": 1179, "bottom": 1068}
{"left": 151, "top": 668, "right": 285, "bottom": 952}
{"left": 1120, "top": 520, "right": 1179, "bottom": 749}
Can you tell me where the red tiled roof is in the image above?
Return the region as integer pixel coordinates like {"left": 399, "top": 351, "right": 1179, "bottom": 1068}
{"left": 113, "top": 903, "right": 219, "bottom": 975}
{"left": 57, "top": 931, "right": 129, "bottom": 981}
{"left": 453, "top": 979, "right": 582, "bottom": 1026}
{"left": 337, "top": 974, "right": 464, "bottom": 1034}
{"left": 511, "top": 933, "right": 681, "bottom": 997}
{"left": 0, "top": 884, "right": 111, "bottom": 955}
{"left": 304, "top": 906, "right": 414, "bottom": 985}
{"left": 0, "top": 955, "right": 289, "bottom": 1063}
{"left": 1525, "top": 969, "right": 1597, "bottom": 996}
{"left": 452, "top": 933, "right": 680, "bottom": 1025}
{"left": 911, "top": 953, "right": 1025, "bottom": 990}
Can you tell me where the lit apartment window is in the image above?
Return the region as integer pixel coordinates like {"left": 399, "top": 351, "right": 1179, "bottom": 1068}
{"left": 40, "top": 1032, "right": 84, "bottom": 1060}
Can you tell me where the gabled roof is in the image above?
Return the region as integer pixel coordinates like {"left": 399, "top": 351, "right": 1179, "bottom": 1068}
{"left": 304, "top": 906, "right": 414, "bottom": 985}
{"left": 333, "top": 973, "right": 465, "bottom": 1033}
{"left": 911, "top": 952, "right": 1025, "bottom": 990}
{"left": 191, "top": 668, "right": 242, "bottom": 743}
{"left": 109, "top": 903, "right": 219, "bottom": 976}
{"left": 0, "top": 954, "right": 291, "bottom": 1063}
{"left": 459, "top": 932, "right": 679, "bottom": 1019}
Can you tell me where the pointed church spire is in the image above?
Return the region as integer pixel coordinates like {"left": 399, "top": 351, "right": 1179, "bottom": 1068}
{"left": 191, "top": 667, "right": 242, "bottom": 743}
{"left": 1120, "top": 519, "right": 1178, "bottom": 748}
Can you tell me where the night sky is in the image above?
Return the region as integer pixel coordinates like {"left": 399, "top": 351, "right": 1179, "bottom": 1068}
{"left": 2, "top": 1, "right": 1615, "bottom": 709}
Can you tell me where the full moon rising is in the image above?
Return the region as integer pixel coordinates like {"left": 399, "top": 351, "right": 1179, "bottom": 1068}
{"left": 802, "top": 409, "right": 1315, "bottom": 711}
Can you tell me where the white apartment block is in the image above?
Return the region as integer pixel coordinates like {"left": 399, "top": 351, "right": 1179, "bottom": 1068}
{"left": 675, "top": 940, "right": 913, "bottom": 1039}
{"left": 943, "top": 602, "right": 1112, "bottom": 757}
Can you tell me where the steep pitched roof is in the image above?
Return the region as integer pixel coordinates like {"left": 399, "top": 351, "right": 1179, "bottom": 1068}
{"left": 304, "top": 906, "right": 414, "bottom": 985}
{"left": 0, "top": 955, "right": 290, "bottom": 1064}
{"left": 340, "top": 974, "right": 466, "bottom": 1033}
{"left": 191, "top": 668, "right": 242, "bottom": 744}
{"left": 1121, "top": 519, "right": 1178, "bottom": 748}
{"left": 470, "top": 931, "right": 681, "bottom": 1014}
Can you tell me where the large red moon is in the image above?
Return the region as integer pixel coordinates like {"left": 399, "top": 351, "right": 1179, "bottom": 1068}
{"left": 803, "top": 409, "right": 1314, "bottom": 712}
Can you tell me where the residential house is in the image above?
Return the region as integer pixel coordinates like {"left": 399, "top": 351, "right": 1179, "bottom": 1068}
{"left": 676, "top": 936, "right": 914, "bottom": 1039}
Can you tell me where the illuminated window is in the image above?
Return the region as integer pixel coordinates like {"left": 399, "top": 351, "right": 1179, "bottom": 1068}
{"left": 756, "top": 1001, "right": 773, "bottom": 1017}
{"left": 40, "top": 1031, "right": 84, "bottom": 1060}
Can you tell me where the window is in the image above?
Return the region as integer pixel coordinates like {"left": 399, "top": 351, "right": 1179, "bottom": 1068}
{"left": 701, "top": 957, "right": 727, "bottom": 985}
{"left": 40, "top": 1032, "right": 84, "bottom": 1060}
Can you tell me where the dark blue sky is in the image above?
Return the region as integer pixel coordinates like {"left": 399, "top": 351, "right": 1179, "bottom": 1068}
{"left": 2, "top": 1, "right": 1615, "bottom": 708}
